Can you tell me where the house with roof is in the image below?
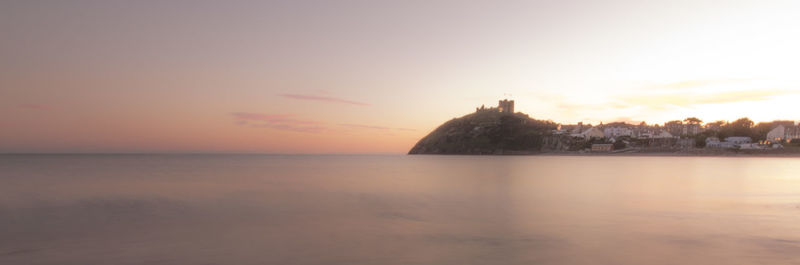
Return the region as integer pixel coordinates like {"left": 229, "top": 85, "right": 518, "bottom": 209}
{"left": 580, "top": 127, "right": 605, "bottom": 140}
{"left": 561, "top": 122, "right": 604, "bottom": 139}
{"left": 603, "top": 126, "right": 634, "bottom": 138}
{"left": 706, "top": 137, "right": 734, "bottom": 148}
{"left": 725, "top": 137, "right": 752, "bottom": 144}
{"left": 653, "top": 131, "right": 674, "bottom": 139}
{"left": 706, "top": 136, "right": 753, "bottom": 149}
{"left": 766, "top": 124, "right": 800, "bottom": 142}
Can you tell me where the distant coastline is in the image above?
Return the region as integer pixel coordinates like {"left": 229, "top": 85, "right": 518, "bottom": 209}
{"left": 409, "top": 99, "right": 800, "bottom": 156}
{"left": 411, "top": 148, "right": 800, "bottom": 157}
{"left": 434, "top": 148, "right": 800, "bottom": 157}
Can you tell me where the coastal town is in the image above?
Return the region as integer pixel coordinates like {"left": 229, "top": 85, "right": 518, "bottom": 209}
{"left": 553, "top": 118, "right": 798, "bottom": 153}
{"left": 464, "top": 99, "right": 800, "bottom": 154}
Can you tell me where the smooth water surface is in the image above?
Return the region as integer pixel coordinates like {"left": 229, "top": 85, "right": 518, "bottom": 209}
{"left": 2, "top": 154, "right": 800, "bottom": 264}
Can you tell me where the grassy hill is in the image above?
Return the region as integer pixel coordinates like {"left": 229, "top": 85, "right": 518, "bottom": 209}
{"left": 408, "top": 110, "right": 558, "bottom": 155}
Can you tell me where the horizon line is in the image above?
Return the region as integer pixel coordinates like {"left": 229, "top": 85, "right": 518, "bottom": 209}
{"left": 0, "top": 152, "right": 408, "bottom": 155}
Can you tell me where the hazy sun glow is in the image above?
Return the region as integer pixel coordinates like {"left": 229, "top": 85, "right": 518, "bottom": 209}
{"left": 3, "top": 0, "right": 800, "bottom": 153}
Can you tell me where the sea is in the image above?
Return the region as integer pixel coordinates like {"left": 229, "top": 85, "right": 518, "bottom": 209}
{"left": 1, "top": 154, "right": 800, "bottom": 265}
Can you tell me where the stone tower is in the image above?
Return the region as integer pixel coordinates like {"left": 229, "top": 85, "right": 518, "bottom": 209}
{"left": 498, "top": 99, "right": 514, "bottom": 113}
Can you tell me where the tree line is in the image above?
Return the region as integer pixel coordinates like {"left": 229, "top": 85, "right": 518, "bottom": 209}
{"left": 661, "top": 117, "right": 795, "bottom": 146}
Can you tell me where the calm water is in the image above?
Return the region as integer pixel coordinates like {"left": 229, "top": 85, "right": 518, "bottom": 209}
{"left": 2, "top": 154, "right": 800, "bottom": 264}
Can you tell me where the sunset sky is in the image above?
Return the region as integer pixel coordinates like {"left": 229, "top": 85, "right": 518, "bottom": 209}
{"left": 3, "top": 0, "right": 800, "bottom": 153}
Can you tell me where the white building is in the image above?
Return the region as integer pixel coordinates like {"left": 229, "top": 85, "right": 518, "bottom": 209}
{"left": 725, "top": 137, "right": 752, "bottom": 144}
{"left": 707, "top": 136, "right": 753, "bottom": 149}
{"left": 603, "top": 127, "right": 634, "bottom": 138}
{"left": 766, "top": 125, "right": 800, "bottom": 142}
{"left": 706, "top": 137, "right": 734, "bottom": 148}
{"left": 653, "top": 131, "right": 674, "bottom": 139}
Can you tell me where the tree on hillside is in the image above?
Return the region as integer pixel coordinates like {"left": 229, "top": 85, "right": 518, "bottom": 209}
{"left": 719, "top": 117, "right": 754, "bottom": 139}
{"left": 731, "top": 117, "right": 754, "bottom": 128}
{"left": 730, "top": 118, "right": 754, "bottom": 134}
{"left": 665, "top": 120, "right": 683, "bottom": 126}
{"left": 664, "top": 120, "right": 684, "bottom": 136}
{"left": 684, "top": 117, "right": 703, "bottom": 125}
{"left": 705, "top": 121, "right": 725, "bottom": 131}
{"left": 693, "top": 131, "right": 715, "bottom": 148}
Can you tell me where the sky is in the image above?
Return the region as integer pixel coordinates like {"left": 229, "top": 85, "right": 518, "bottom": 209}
{"left": 3, "top": 0, "right": 800, "bottom": 153}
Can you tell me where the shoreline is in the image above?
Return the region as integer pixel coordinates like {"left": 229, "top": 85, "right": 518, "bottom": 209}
{"left": 410, "top": 153, "right": 800, "bottom": 157}
{"left": 410, "top": 148, "right": 800, "bottom": 157}
{"left": 536, "top": 152, "right": 800, "bottom": 158}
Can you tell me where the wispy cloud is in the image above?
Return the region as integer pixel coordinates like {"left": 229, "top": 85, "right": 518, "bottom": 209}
{"left": 18, "top": 104, "right": 52, "bottom": 110}
{"left": 537, "top": 79, "right": 800, "bottom": 124}
{"left": 642, "top": 79, "right": 752, "bottom": 91}
{"left": 619, "top": 88, "right": 795, "bottom": 109}
{"left": 338, "top": 123, "right": 416, "bottom": 132}
{"left": 231, "top": 112, "right": 327, "bottom": 133}
{"left": 250, "top": 123, "right": 328, "bottom": 133}
{"left": 280, "top": 94, "right": 370, "bottom": 106}
{"left": 231, "top": 113, "right": 320, "bottom": 125}
{"left": 338, "top": 124, "right": 390, "bottom": 130}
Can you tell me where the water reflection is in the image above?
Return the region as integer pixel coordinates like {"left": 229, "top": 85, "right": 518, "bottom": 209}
{"left": 1, "top": 155, "right": 800, "bottom": 264}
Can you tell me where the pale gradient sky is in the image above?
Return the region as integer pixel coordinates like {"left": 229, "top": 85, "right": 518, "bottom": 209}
{"left": 3, "top": 0, "right": 800, "bottom": 153}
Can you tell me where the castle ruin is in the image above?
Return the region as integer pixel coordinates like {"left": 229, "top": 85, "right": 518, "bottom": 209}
{"left": 476, "top": 99, "right": 515, "bottom": 114}
{"left": 498, "top": 99, "right": 514, "bottom": 113}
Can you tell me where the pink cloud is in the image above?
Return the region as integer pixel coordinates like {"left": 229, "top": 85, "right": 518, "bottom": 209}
{"left": 231, "top": 112, "right": 327, "bottom": 133}
{"left": 18, "top": 104, "right": 52, "bottom": 110}
{"left": 339, "top": 123, "right": 390, "bottom": 130}
{"left": 231, "top": 112, "right": 321, "bottom": 125}
{"left": 279, "top": 94, "right": 370, "bottom": 106}
{"left": 338, "top": 123, "right": 416, "bottom": 131}
{"left": 251, "top": 124, "right": 328, "bottom": 133}
{"left": 231, "top": 113, "right": 293, "bottom": 121}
